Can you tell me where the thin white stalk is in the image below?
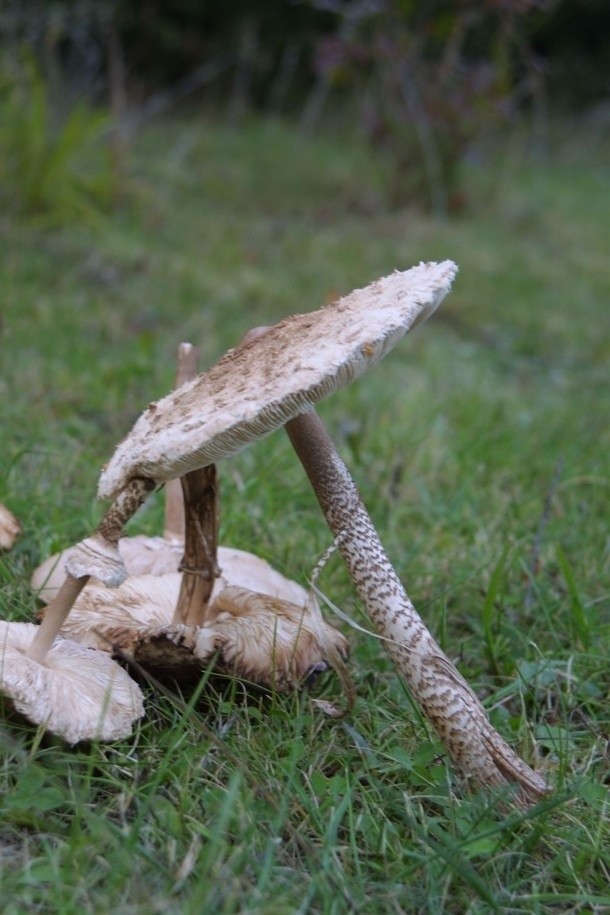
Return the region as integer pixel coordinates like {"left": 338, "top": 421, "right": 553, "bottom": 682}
{"left": 26, "top": 478, "right": 155, "bottom": 664}
{"left": 26, "top": 574, "right": 90, "bottom": 663}
{"left": 164, "top": 343, "right": 199, "bottom": 540}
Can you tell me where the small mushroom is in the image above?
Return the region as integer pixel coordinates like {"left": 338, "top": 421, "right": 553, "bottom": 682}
{"left": 26, "top": 477, "right": 155, "bottom": 665}
{"left": 31, "top": 534, "right": 183, "bottom": 603}
{"left": 0, "top": 477, "right": 151, "bottom": 742}
{"left": 0, "top": 503, "right": 21, "bottom": 551}
{"left": 0, "top": 621, "right": 144, "bottom": 743}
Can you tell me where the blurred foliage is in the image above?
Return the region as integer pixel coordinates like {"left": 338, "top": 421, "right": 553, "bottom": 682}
{"left": 0, "top": 0, "right": 608, "bottom": 218}
{"left": 8, "top": 0, "right": 597, "bottom": 110}
{"left": 0, "top": 53, "right": 116, "bottom": 222}
{"left": 301, "top": 0, "right": 548, "bottom": 213}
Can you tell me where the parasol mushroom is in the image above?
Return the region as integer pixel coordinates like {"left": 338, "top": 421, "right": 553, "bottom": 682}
{"left": 94, "top": 260, "right": 548, "bottom": 800}
{"left": 285, "top": 411, "right": 548, "bottom": 799}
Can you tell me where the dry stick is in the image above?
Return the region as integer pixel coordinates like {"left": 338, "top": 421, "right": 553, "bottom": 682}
{"left": 285, "top": 410, "right": 549, "bottom": 802}
{"left": 161, "top": 342, "right": 221, "bottom": 627}
{"left": 26, "top": 478, "right": 155, "bottom": 664}
{"left": 173, "top": 464, "right": 220, "bottom": 626}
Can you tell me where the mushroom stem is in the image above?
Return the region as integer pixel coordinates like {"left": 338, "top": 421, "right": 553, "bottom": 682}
{"left": 26, "top": 575, "right": 89, "bottom": 664}
{"left": 163, "top": 342, "right": 221, "bottom": 626}
{"left": 285, "top": 410, "right": 548, "bottom": 802}
{"left": 173, "top": 464, "right": 220, "bottom": 626}
{"left": 97, "top": 477, "right": 156, "bottom": 544}
{"left": 26, "top": 477, "right": 155, "bottom": 664}
{"left": 164, "top": 343, "right": 199, "bottom": 540}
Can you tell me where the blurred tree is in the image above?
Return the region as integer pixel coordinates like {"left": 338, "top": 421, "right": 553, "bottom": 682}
{"left": 301, "top": 0, "right": 552, "bottom": 213}
{"left": 1, "top": 0, "right": 606, "bottom": 112}
{"left": 0, "top": 0, "right": 607, "bottom": 216}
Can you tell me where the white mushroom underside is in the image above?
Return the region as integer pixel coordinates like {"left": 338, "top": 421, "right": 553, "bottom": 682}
{"left": 0, "top": 622, "right": 144, "bottom": 744}
{"left": 98, "top": 261, "right": 457, "bottom": 499}
{"left": 54, "top": 578, "right": 348, "bottom": 690}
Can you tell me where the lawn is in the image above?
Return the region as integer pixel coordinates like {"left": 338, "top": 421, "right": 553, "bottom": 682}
{"left": 1, "top": 116, "right": 608, "bottom": 913}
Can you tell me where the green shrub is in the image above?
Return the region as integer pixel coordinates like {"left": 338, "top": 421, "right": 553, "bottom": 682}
{"left": 0, "top": 53, "right": 116, "bottom": 224}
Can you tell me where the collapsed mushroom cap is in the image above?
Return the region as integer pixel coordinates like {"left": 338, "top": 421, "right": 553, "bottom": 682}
{"left": 50, "top": 574, "right": 346, "bottom": 691}
{"left": 0, "top": 622, "right": 144, "bottom": 744}
{"left": 197, "top": 586, "right": 348, "bottom": 691}
{"left": 32, "top": 543, "right": 307, "bottom": 606}
{"left": 99, "top": 261, "right": 457, "bottom": 500}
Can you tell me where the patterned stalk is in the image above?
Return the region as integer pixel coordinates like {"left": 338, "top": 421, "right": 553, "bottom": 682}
{"left": 286, "top": 411, "right": 548, "bottom": 802}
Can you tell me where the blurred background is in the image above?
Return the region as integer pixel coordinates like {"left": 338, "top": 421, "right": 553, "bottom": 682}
{"left": 1, "top": 0, "right": 608, "bottom": 221}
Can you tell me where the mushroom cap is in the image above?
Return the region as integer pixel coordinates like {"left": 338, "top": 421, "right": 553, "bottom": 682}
{"left": 64, "top": 533, "right": 127, "bottom": 587}
{"left": 0, "top": 622, "right": 144, "bottom": 744}
{"left": 99, "top": 261, "right": 457, "bottom": 500}
{"left": 32, "top": 542, "right": 307, "bottom": 607}
{"left": 54, "top": 574, "right": 183, "bottom": 653}
{"left": 50, "top": 574, "right": 346, "bottom": 691}
{"left": 0, "top": 503, "right": 21, "bottom": 550}
{"left": 199, "top": 586, "right": 348, "bottom": 691}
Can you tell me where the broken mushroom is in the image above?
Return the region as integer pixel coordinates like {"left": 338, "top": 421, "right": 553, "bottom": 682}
{"left": 42, "top": 574, "right": 347, "bottom": 691}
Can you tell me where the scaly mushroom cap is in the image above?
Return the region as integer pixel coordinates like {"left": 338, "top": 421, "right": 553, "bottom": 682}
{"left": 32, "top": 543, "right": 307, "bottom": 606}
{"left": 50, "top": 575, "right": 346, "bottom": 691}
{"left": 99, "top": 261, "right": 457, "bottom": 500}
{"left": 0, "top": 622, "right": 144, "bottom": 743}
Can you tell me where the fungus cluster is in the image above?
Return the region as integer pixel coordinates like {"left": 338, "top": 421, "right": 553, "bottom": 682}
{"left": 1, "top": 261, "right": 549, "bottom": 804}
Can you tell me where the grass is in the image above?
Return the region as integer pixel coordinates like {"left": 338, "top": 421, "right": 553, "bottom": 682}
{"left": 1, "top": 114, "right": 609, "bottom": 912}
